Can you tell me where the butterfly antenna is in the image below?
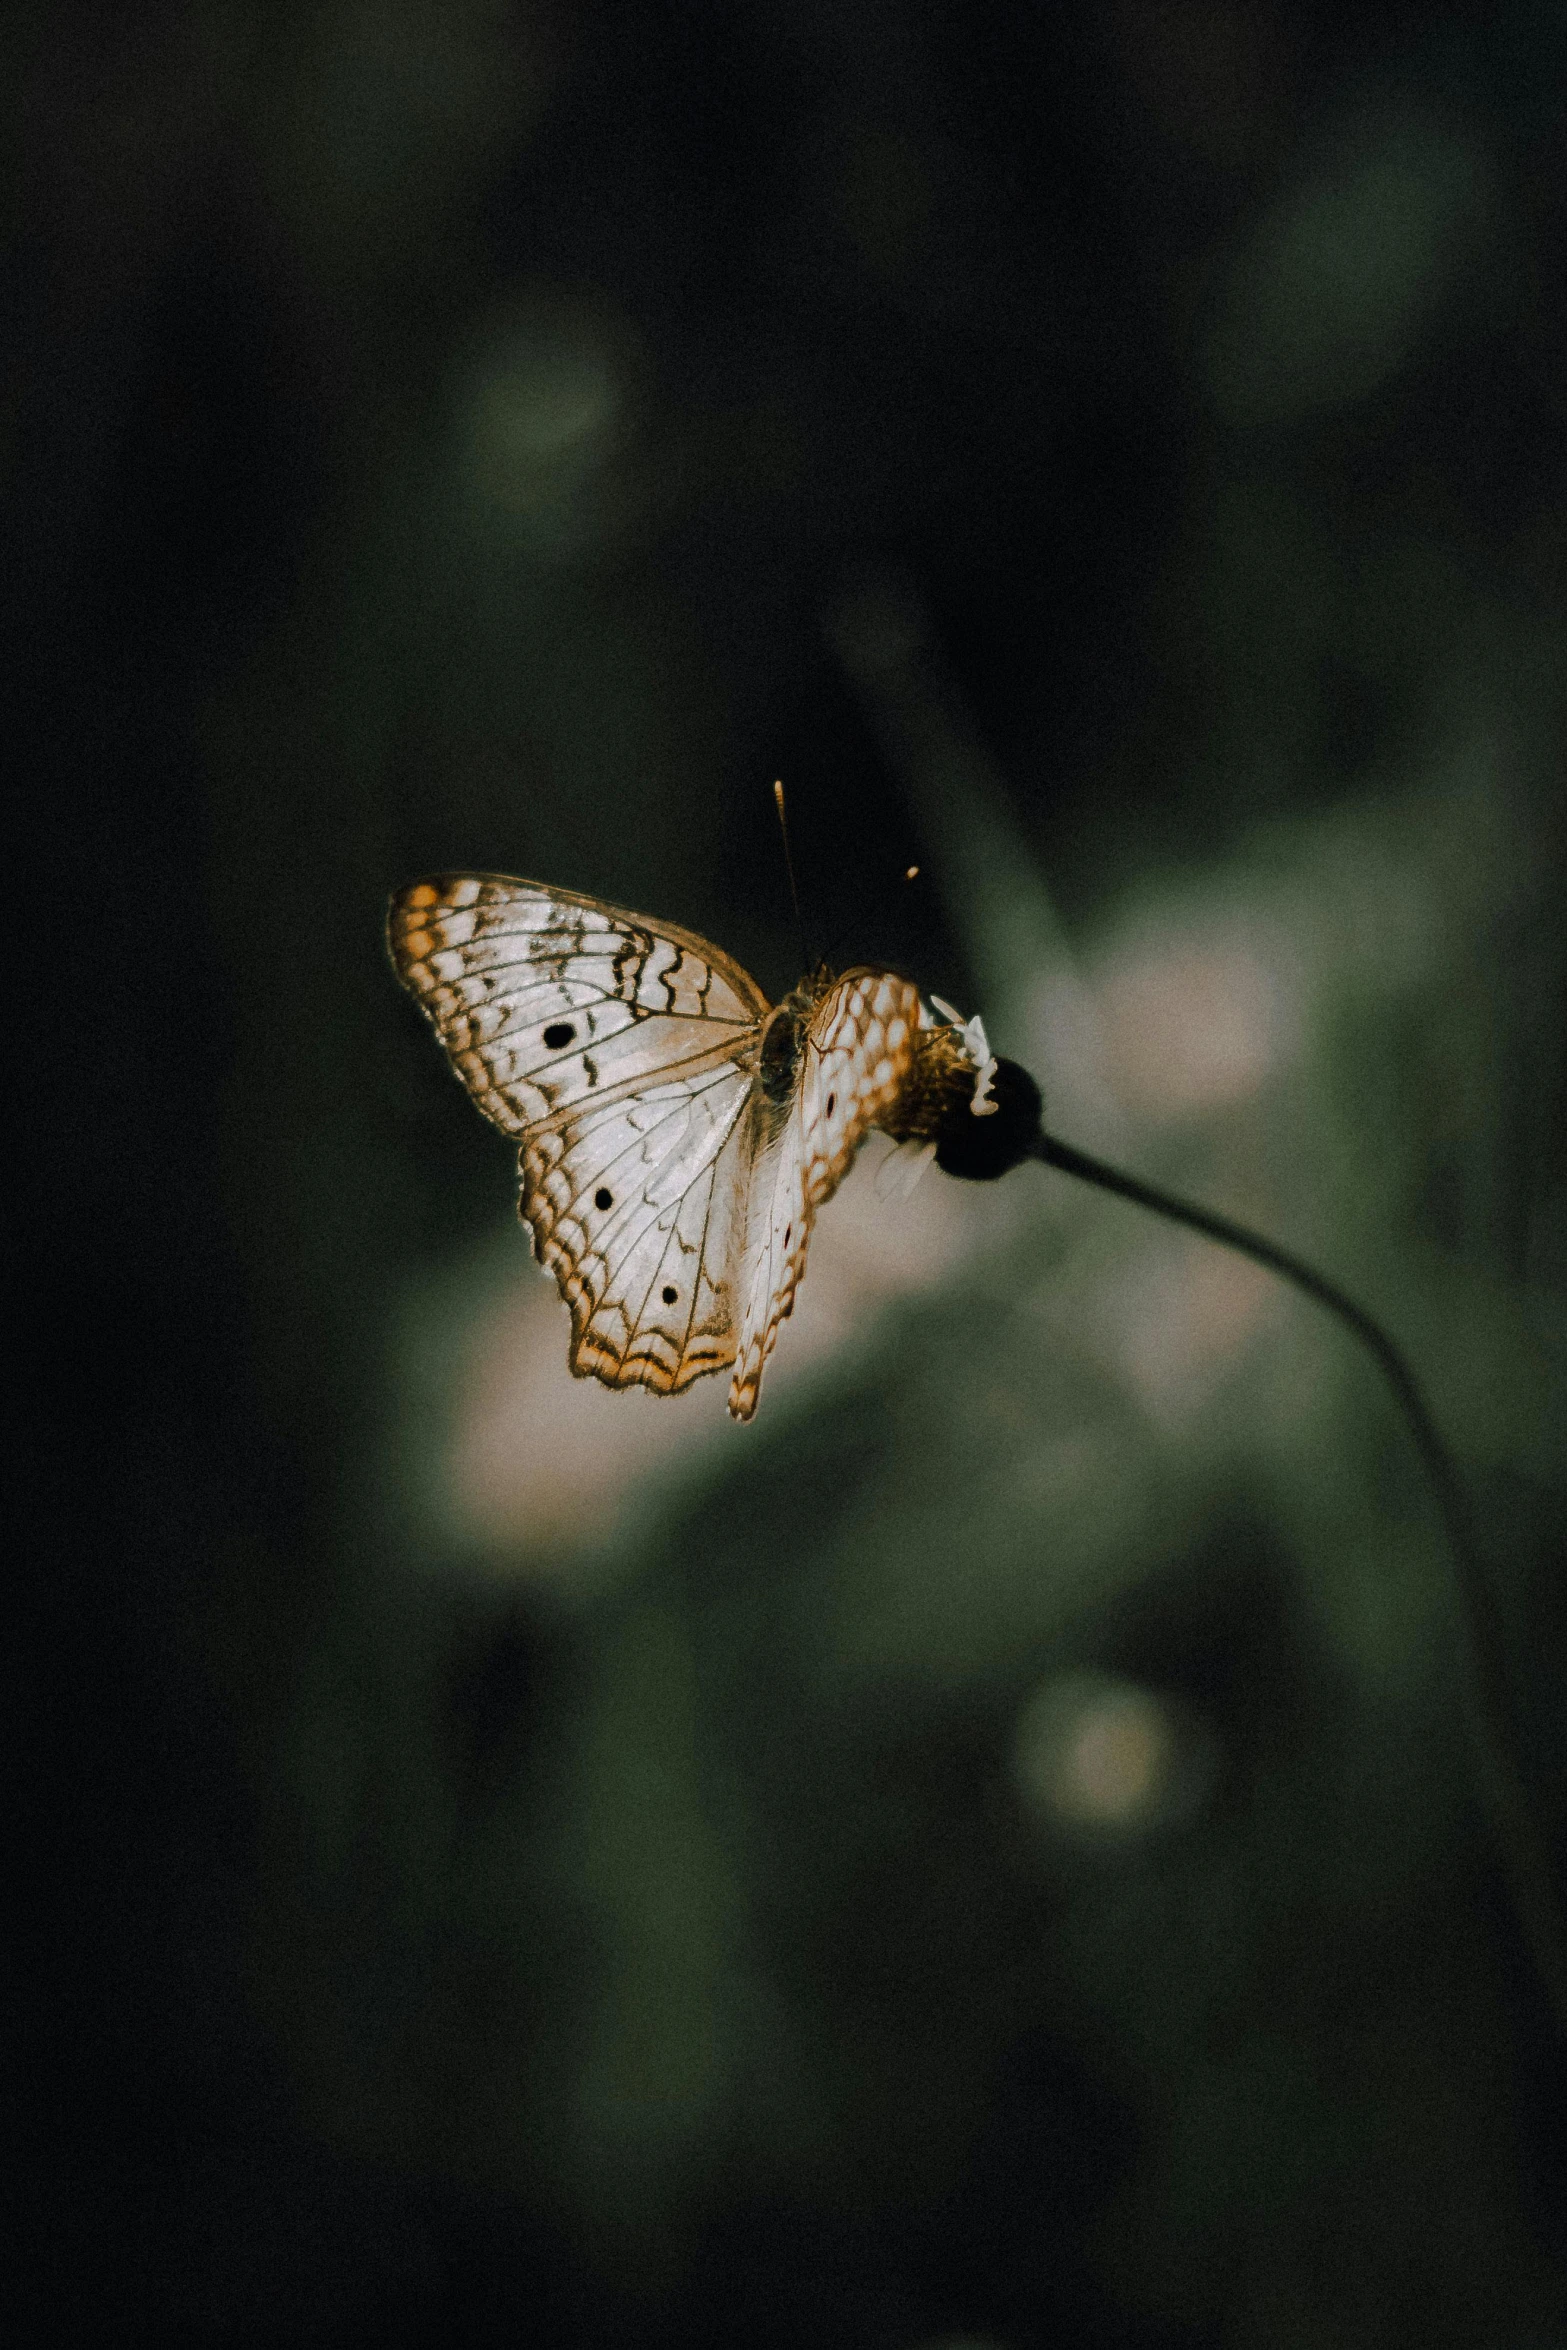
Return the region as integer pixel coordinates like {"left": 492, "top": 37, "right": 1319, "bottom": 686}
{"left": 774, "top": 780, "right": 814, "bottom": 970}
{"left": 814, "top": 860, "right": 925, "bottom": 975}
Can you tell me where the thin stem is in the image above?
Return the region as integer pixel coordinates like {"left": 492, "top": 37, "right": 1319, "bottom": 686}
{"left": 1031, "top": 1126, "right": 1567, "bottom": 2036}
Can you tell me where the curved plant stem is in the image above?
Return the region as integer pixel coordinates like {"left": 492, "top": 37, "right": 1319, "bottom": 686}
{"left": 1030, "top": 1126, "right": 1567, "bottom": 2036}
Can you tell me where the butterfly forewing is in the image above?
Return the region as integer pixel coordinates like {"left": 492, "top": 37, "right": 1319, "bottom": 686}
{"left": 389, "top": 876, "right": 767, "bottom": 1137}
{"left": 800, "top": 968, "right": 921, "bottom": 1205}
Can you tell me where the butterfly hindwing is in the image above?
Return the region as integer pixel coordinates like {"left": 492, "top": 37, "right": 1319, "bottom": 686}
{"left": 526, "top": 1062, "right": 753, "bottom": 1392}
{"left": 727, "top": 1100, "right": 813, "bottom": 1424}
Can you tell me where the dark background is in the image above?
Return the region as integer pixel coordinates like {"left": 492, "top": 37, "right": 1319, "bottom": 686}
{"left": 11, "top": 2, "right": 1567, "bottom": 2343}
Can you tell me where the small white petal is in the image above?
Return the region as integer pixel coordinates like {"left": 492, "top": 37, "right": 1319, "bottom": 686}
{"left": 970, "top": 1058, "right": 1000, "bottom": 1116}
{"left": 875, "top": 1137, "right": 938, "bottom": 1200}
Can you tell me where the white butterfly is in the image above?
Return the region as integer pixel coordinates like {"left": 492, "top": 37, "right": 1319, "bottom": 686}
{"left": 388, "top": 874, "right": 995, "bottom": 1421}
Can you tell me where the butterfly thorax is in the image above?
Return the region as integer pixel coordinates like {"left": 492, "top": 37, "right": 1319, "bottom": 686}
{"left": 756, "top": 967, "right": 836, "bottom": 1106}
{"left": 757, "top": 1002, "right": 805, "bottom": 1105}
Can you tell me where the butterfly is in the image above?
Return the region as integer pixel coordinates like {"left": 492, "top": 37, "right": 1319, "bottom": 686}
{"left": 388, "top": 874, "right": 998, "bottom": 1420}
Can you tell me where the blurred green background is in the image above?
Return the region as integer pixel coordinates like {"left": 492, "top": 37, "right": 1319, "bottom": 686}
{"left": 11, "top": 3, "right": 1567, "bottom": 2343}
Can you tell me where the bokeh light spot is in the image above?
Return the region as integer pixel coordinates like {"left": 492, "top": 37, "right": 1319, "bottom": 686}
{"left": 1013, "top": 1672, "right": 1214, "bottom": 1843}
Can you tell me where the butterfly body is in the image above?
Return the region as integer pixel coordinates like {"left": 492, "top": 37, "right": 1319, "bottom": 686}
{"left": 756, "top": 986, "right": 815, "bottom": 1106}
{"left": 389, "top": 874, "right": 989, "bottom": 1420}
